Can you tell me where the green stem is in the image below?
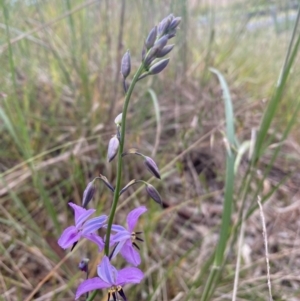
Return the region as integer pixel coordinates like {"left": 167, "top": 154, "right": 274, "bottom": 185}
{"left": 104, "top": 63, "right": 145, "bottom": 255}
{"left": 87, "top": 64, "right": 145, "bottom": 301}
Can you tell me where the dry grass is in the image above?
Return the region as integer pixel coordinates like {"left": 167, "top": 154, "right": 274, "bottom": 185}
{"left": 1, "top": 0, "right": 300, "bottom": 300}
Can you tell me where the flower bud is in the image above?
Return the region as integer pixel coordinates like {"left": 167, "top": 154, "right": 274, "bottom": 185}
{"left": 144, "top": 46, "right": 158, "bottom": 66}
{"left": 121, "top": 50, "right": 131, "bottom": 78}
{"left": 107, "top": 136, "right": 119, "bottom": 162}
{"left": 82, "top": 181, "right": 96, "bottom": 208}
{"left": 153, "top": 35, "right": 168, "bottom": 52}
{"left": 114, "top": 113, "right": 122, "bottom": 125}
{"left": 149, "top": 58, "right": 169, "bottom": 75}
{"left": 144, "top": 156, "right": 161, "bottom": 179}
{"left": 156, "top": 44, "right": 174, "bottom": 58}
{"left": 144, "top": 35, "right": 167, "bottom": 66}
{"left": 158, "top": 15, "right": 172, "bottom": 37}
{"left": 145, "top": 26, "right": 157, "bottom": 49}
{"left": 169, "top": 17, "right": 181, "bottom": 30}
{"left": 78, "top": 258, "right": 89, "bottom": 273}
{"left": 145, "top": 184, "right": 162, "bottom": 205}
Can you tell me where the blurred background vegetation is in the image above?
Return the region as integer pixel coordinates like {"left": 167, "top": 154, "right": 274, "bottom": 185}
{"left": 1, "top": 0, "right": 300, "bottom": 300}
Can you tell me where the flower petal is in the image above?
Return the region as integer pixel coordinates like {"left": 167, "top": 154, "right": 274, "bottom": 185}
{"left": 120, "top": 240, "right": 141, "bottom": 266}
{"left": 83, "top": 233, "right": 105, "bottom": 252}
{"left": 117, "top": 267, "right": 144, "bottom": 286}
{"left": 68, "top": 202, "right": 95, "bottom": 227}
{"left": 97, "top": 256, "right": 118, "bottom": 285}
{"left": 82, "top": 215, "right": 107, "bottom": 235}
{"left": 57, "top": 226, "right": 80, "bottom": 249}
{"left": 110, "top": 224, "right": 127, "bottom": 232}
{"left": 127, "top": 206, "right": 147, "bottom": 232}
{"left": 110, "top": 231, "right": 131, "bottom": 243}
{"left": 110, "top": 239, "right": 126, "bottom": 260}
{"left": 75, "top": 277, "right": 110, "bottom": 299}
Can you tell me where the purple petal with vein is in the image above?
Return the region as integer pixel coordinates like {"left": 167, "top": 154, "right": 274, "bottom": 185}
{"left": 97, "top": 256, "right": 117, "bottom": 285}
{"left": 83, "top": 233, "right": 105, "bottom": 252}
{"left": 57, "top": 226, "right": 80, "bottom": 249}
{"left": 110, "top": 224, "right": 127, "bottom": 232}
{"left": 110, "top": 239, "right": 126, "bottom": 260}
{"left": 110, "top": 231, "right": 131, "bottom": 243}
{"left": 120, "top": 240, "right": 141, "bottom": 266}
{"left": 68, "top": 202, "right": 95, "bottom": 226}
{"left": 127, "top": 206, "right": 147, "bottom": 232}
{"left": 117, "top": 267, "right": 144, "bottom": 286}
{"left": 81, "top": 215, "right": 107, "bottom": 235}
{"left": 75, "top": 278, "right": 110, "bottom": 300}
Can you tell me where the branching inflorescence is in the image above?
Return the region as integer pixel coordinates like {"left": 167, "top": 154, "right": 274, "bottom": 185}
{"left": 57, "top": 14, "right": 181, "bottom": 301}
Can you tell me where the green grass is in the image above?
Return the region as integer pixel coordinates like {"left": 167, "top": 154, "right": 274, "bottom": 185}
{"left": 0, "top": 1, "right": 300, "bottom": 300}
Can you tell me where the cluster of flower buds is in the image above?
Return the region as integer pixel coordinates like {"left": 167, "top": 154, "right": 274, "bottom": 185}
{"left": 120, "top": 14, "right": 181, "bottom": 92}
{"left": 57, "top": 14, "right": 180, "bottom": 301}
{"left": 139, "top": 14, "right": 181, "bottom": 80}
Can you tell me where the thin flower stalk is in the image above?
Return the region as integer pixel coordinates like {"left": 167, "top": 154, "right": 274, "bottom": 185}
{"left": 104, "top": 62, "right": 146, "bottom": 256}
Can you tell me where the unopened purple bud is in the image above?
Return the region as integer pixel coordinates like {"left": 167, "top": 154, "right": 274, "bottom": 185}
{"left": 78, "top": 258, "right": 89, "bottom": 273}
{"left": 82, "top": 181, "right": 96, "bottom": 208}
{"left": 107, "top": 136, "right": 119, "bottom": 162}
{"left": 145, "top": 26, "right": 157, "bottom": 49}
{"left": 144, "top": 36, "right": 167, "bottom": 66}
{"left": 149, "top": 58, "right": 169, "bottom": 75}
{"left": 156, "top": 44, "right": 174, "bottom": 58}
{"left": 144, "top": 156, "right": 161, "bottom": 179}
{"left": 144, "top": 47, "right": 157, "bottom": 66}
{"left": 121, "top": 50, "right": 131, "bottom": 78}
{"left": 146, "top": 184, "right": 162, "bottom": 205}
{"left": 168, "top": 17, "right": 181, "bottom": 31}
{"left": 153, "top": 35, "right": 168, "bottom": 52}
{"left": 158, "top": 15, "right": 172, "bottom": 37}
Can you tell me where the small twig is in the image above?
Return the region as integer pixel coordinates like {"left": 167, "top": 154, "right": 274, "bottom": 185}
{"left": 257, "top": 196, "right": 273, "bottom": 301}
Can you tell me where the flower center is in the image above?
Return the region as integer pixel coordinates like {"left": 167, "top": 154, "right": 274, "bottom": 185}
{"left": 108, "top": 285, "right": 122, "bottom": 294}
{"left": 131, "top": 232, "right": 137, "bottom": 242}
{"left": 130, "top": 231, "right": 143, "bottom": 250}
{"left": 108, "top": 285, "right": 125, "bottom": 301}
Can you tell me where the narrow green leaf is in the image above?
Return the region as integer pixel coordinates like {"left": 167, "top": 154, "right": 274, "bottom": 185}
{"left": 201, "top": 69, "right": 236, "bottom": 301}
{"left": 147, "top": 88, "right": 161, "bottom": 157}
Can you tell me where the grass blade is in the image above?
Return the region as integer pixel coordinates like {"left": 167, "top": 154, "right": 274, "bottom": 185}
{"left": 201, "top": 68, "right": 236, "bottom": 301}
{"left": 147, "top": 88, "right": 161, "bottom": 157}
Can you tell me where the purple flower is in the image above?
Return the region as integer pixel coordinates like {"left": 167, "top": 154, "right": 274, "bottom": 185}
{"left": 75, "top": 256, "right": 144, "bottom": 301}
{"left": 58, "top": 202, "right": 107, "bottom": 251}
{"left": 110, "top": 206, "right": 147, "bottom": 266}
